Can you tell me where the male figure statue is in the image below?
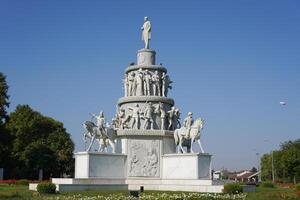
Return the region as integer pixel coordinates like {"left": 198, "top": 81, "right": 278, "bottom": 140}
{"left": 128, "top": 104, "right": 141, "bottom": 129}
{"left": 183, "top": 112, "right": 194, "bottom": 138}
{"left": 91, "top": 111, "right": 107, "bottom": 137}
{"left": 142, "top": 102, "right": 154, "bottom": 130}
{"left": 143, "top": 69, "right": 152, "bottom": 96}
{"left": 141, "top": 16, "right": 151, "bottom": 49}
{"left": 162, "top": 72, "right": 173, "bottom": 97}
{"left": 128, "top": 72, "right": 135, "bottom": 96}
{"left": 135, "top": 68, "right": 144, "bottom": 96}
{"left": 157, "top": 102, "right": 166, "bottom": 130}
{"left": 123, "top": 74, "right": 129, "bottom": 97}
{"left": 152, "top": 70, "right": 161, "bottom": 96}
{"left": 167, "top": 107, "right": 176, "bottom": 130}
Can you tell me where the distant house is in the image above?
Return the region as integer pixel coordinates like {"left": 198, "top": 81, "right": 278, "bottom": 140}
{"left": 228, "top": 170, "right": 260, "bottom": 183}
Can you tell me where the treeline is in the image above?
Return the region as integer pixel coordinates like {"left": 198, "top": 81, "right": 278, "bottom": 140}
{"left": 0, "top": 72, "right": 74, "bottom": 179}
{"left": 261, "top": 139, "right": 300, "bottom": 183}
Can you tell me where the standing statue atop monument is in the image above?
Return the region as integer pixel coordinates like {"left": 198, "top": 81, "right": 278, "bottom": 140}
{"left": 141, "top": 16, "right": 151, "bottom": 49}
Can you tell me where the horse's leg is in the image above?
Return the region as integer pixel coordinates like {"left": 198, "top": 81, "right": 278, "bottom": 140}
{"left": 190, "top": 138, "right": 194, "bottom": 153}
{"left": 179, "top": 136, "right": 185, "bottom": 153}
{"left": 108, "top": 139, "right": 116, "bottom": 153}
{"left": 198, "top": 139, "right": 205, "bottom": 153}
{"left": 87, "top": 135, "right": 95, "bottom": 152}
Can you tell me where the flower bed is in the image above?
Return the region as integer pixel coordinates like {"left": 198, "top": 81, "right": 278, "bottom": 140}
{"left": 41, "top": 192, "right": 247, "bottom": 200}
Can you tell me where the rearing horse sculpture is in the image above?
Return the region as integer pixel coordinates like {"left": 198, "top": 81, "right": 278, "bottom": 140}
{"left": 83, "top": 121, "right": 117, "bottom": 153}
{"left": 174, "top": 118, "right": 205, "bottom": 153}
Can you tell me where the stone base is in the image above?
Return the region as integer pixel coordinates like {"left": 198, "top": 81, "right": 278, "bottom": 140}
{"left": 162, "top": 153, "right": 212, "bottom": 179}
{"left": 29, "top": 178, "right": 223, "bottom": 193}
{"left": 75, "top": 152, "right": 127, "bottom": 179}
{"left": 29, "top": 178, "right": 128, "bottom": 192}
{"left": 127, "top": 178, "right": 223, "bottom": 193}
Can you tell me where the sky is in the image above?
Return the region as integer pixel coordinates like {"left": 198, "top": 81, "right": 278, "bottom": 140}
{"left": 1, "top": 0, "right": 300, "bottom": 171}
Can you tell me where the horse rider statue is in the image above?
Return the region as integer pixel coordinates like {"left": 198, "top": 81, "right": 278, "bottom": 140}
{"left": 183, "top": 112, "right": 194, "bottom": 138}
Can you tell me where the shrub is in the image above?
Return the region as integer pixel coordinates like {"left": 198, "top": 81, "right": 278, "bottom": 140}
{"left": 260, "top": 181, "right": 275, "bottom": 188}
{"left": 295, "top": 183, "right": 300, "bottom": 191}
{"left": 37, "top": 182, "right": 56, "bottom": 194}
{"left": 223, "top": 182, "right": 243, "bottom": 194}
{"left": 16, "top": 179, "right": 29, "bottom": 185}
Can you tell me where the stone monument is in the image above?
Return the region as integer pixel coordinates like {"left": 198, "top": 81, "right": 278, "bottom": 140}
{"left": 29, "top": 17, "right": 224, "bottom": 193}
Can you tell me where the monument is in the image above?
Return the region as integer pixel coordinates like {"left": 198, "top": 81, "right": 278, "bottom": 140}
{"left": 29, "top": 17, "right": 224, "bottom": 193}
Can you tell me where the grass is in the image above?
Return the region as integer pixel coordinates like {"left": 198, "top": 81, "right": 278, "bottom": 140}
{"left": 0, "top": 184, "right": 299, "bottom": 200}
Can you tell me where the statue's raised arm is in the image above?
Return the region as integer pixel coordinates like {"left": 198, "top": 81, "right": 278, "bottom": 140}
{"left": 141, "top": 16, "right": 151, "bottom": 49}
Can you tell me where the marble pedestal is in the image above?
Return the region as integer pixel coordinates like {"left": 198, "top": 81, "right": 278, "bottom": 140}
{"left": 162, "top": 153, "right": 212, "bottom": 179}
{"left": 75, "top": 152, "right": 127, "bottom": 179}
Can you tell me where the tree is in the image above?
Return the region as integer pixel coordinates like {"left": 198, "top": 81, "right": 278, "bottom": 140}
{"left": 0, "top": 72, "right": 9, "bottom": 125}
{"left": 6, "top": 105, "right": 74, "bottom": 179}
{"left": 260, "top": 139, "right": 300, "bottom": 183}
{"left": 0, "top": 72, "right": 10, "bottom": 173}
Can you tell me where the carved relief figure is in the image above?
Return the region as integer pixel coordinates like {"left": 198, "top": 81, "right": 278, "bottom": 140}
{"left": 152, "top": 70, "right": 161, "bottom": 96}
{"left": 141, "top": 16, "right": 151, "bottom": 49}
{"left": 167, "top": 107, "right": 176, "bottom": 130}
{"left": 143, "top": 69, "right": 152, "bottom": 96}
{"left": 123, "top": 74, "right": 129, "bottom": 97}
{"left": 156, "top": 102, "right": 166, "bottom": 130}
{"left": 135, "top": 68, "right": 144, "bottom": 96}
{"left": 174, "top": 108, "right": 181, "bottom": 129}
{"left": 128, "top": 104, "right": 141, "bottom": 129}
{"left": 128, "top": 72, "right": 135, "bottom": 96}
{"left": 142, "top": 102, "right": 154, "bottom": 130}
{"left": 117, "top": 108, "right": 130, "bottom": 129}
{"left": 162, "top": 72, "right": 173, "bottom": 97}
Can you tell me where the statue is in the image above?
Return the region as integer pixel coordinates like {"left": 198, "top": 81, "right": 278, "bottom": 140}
{"left": 123, "top": 74, "right": 129, "bottom": 97}
{"left": 174, "top": 108, "right": 181, "bottom": 129}
{"left": 135, "top": 68, "right": 144, "bottom": 96}
{"left": 167, "top": 107, "right": 176, "bottom": 130}
{"left": 90, "top": 111, "right": 107, "bottom": 138}
{"left": 142, "top": 102, "right": 154, "bottom": 130}
{"left": 117, "top": 108, "right": 130, "bottom": 129}
{"left": 174, "top": 118, "right": 205, "bottom": 153}
{"left": 143, "top": 69, "right": 152, "bottom": 96}
{"left": 183, "top": 112, "right": 194, "bottom": 138}
{"left": 128, "top": 104, "right": 141, "bottom": 129}
{"left": 152, "top": 70, "right": 161, "bottom": 96}
{"left": 156, "top": 102, "right": 166, "bottom": 130}
{"left": 162, "top": 72, "right": 173, "bottom": 97}
{"left": 128, "top": 72, "right": 135, "bottom": 96}
{"left": 83, "top": 120, "right": 117, "bottom": 153}
{"left": 141, "top": 16, "right": 151, "bottom": 49}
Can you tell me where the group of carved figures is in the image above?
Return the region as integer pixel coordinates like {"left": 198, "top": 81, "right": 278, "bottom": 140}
{"left": 83, "top": 110, "right": 205, "bottom": 154}
{"left": 112, "top": 103, "right": 180, "bottom": 131}
{"left": 124, "top": 69, "right": 172, "bottom": 97}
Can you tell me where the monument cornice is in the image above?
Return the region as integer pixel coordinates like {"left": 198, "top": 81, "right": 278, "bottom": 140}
{"left": 116, "top": 129, "right": 174, "bottom": 137}
{"left": 117, "top": 96, "right": 174, "bottom": 106}
{"left": 125, "top": 65, "right": 167, "bottom": 73}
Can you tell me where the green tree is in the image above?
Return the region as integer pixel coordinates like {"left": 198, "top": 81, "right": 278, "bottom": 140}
{"left": 6, "top": 105, "right": 74, "bottom": 179}
{"left": 0, "top": 72, "right": 9, "bottom": 125}
{"left": 260, "top": 139, "right": 300, "bottom": 183}
{"left": 0, "top": 72, "right": 10, "bottom": 173}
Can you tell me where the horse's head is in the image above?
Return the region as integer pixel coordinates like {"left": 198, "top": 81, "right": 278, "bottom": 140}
{"left": 193, "top": 118, "right": 205, "bottom": 130}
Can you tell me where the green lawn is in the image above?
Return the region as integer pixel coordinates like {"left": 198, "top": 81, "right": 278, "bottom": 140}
{"left": 0, "top": 184, "right": 299, "bottom": 200}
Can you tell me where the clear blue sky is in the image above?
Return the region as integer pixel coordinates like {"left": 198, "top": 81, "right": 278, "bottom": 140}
{"left": 1, "top": 0, "right": 299, "bottom": 171}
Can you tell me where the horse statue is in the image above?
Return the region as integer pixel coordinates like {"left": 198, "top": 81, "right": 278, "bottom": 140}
{"left": 174, "top": 118, "right": 205, "bottom": 153}
{"left": 83, "top": 121, "right": 117, "bottom": 153}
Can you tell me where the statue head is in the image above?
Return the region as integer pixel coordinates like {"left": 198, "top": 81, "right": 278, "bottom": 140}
{"left": 144, "top": 16, "right": 148, "bottom": 22}
{"left": 99, "top": 111, "right": 104, "bottom": 117}
{"left": 188, "top": 112, "right": 193, "bottom": 116}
